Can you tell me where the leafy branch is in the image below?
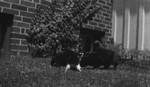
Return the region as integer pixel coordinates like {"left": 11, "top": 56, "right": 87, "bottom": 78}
{"left": 26, "top": 0, "right": 101, "bottom": 58}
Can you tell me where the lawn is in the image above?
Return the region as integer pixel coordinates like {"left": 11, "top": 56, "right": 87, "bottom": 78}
{"left": 0, "top": 56, "right": 150, "bottom": 87}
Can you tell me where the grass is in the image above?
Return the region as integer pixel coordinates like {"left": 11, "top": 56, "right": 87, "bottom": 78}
{"left": 0, "top": 56, "right": 150, "bottom": 87}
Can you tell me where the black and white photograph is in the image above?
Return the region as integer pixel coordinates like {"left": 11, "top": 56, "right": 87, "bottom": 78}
{"left": 0, "top": 0, "right": 150, "bottom": 87}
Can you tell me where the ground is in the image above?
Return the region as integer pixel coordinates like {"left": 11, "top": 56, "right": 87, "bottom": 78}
{"left": 0, "top": 56, "right": 150, "bottom": 87}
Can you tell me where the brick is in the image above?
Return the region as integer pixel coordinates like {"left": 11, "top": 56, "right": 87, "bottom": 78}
{"left": 96, "top": 14, "right": 101, "bottom": 18}
{"left": 14, "top": 15, "right": 21, "bottom": 21}
{"left": 25, "top": 0, "right": 33, "bottom": 2}
{"left": 83, "top": 24, "right": 93, "bottom": 29}
{"left": 11, "top": 26, "right": 20, "bottom": 33}
{"left": 109, "top": 30, "right": 112, "bottom": 33}
{"left": 10, "top": 39, "right": 20, "bottom": 45}
{"left": 11, "top": 50, "right": 18, "bottom": 55}
{"left": 103, "top": 21, "right": 109, "bottom": 25}
{"left": 94, "top": 26, "right": 102, "bottom": 31}
{"left": 41, "top": 0, "right": 51, "bottom": 6}
{"left": 14, "top": 16, "right": 22, "bottom": 21}
{"left": 95, "top": 3, "right": 103, "bottom": 7}
{"left": 36, "top": 4, "right": 48, "bottom": 10}
{"left": 13, "top": 21, "right": 30, "bottom": 28}
{"left": 94, "top": 18, "right": 102, "bottom": 23}
{"left": 26, "top": 29, "right": 30, "bottom": 33}
{"left": 11, "top": 45, "right": 28, "bottom": 51}
{"left": 109, "top": 6, "right": 113, "bottom": 10}
{"left": 103, "top": 5, "right": 109, "bottom": 10}
{"left": 101, "top": 8, "right": 106, "bottom": 12}
{"left": 105, "top": 17, "right": 111, "bottom": 21}
{"left": 21, "top": 28, "right": 26, "bottom": 33}
{"left": 107, "top": 2, "right": 112, "bottom": 7}
{"left": 98, "top": 23, "right": 105, "bottom": 28}
{"left": 23, "top": 17, "right": 31, "bottom": 23}
{"left": 3, "top": 8, "right": 19, "bottom": 15}
{"left": 20, "top": 11, "right": 34, "bottom": 18}
{"left": 33, "top": 0, "right": 40, "bottom": 3}
{"left": 103, "top": 29, "right": 109, "bottom": 32}
{"left": 11, "top": 33, "right": 27, "bottom": 39}
{"left": 89, "top": 21, "right": 97, "bottom": 26}
{"left": 12, "top": 4, "right": 27, "bottom": 11}
{"left": 105, "top": 32, "right": 111, "bottom": 36}
{"left": 97, "top": 11, "right": 102, "bottom": 15}
{"left": 103, "top": 13, "right": 109, "bottom": 17}
{"left": 100, "top": 16, "right": 105, "bottom": 20}
{"left": 106, "top": 25, "right": 111, "bottom": 29}
{"left": 4, "top": 0, "right": 19, "bottom": 4}
{"left": 19, "top": 51, "right": 30, "bottom": 56}
{"left": 21, "top": 39, "right": 28, "bottom": 45}
{"left": 21, "top": 0, "right": 36, "bottom": 7}
{"left": 99, "top": 0, "right": 105, "bottom": 4}
{"left": 109, "top": 14, "right": 112, "bottom": 18}
{"left": 107, "top": 10, "right": 112, "bottom": 14}
{"left": 28, "top": 7, "right": 36, "bottom": 13}
{"left": 110, "top": 22, "right": 112, "bottom": 26}
{"left": 0, "top": 1, "right": 10, "bottom": 8}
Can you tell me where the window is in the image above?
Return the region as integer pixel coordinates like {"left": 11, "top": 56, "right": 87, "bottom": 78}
{"left": 0, "top": 13, "right": 13, "bottom": 58}
{"left": 80, "top": 28, "right": 105, "bottom": 53}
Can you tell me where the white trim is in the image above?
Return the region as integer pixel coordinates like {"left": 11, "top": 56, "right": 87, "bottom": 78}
{"left": 142, "top": 9, "right": 145, "bottom": 50}
{"left": 114, "top": 11, "right": 117, "bottom": 43}
{"left": 127, "top": 10, "right": 130, "bottom": 49}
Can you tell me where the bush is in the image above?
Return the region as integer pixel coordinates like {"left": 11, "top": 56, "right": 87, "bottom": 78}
{"left": 107, "top": 39, "right": 150, "bottom": 69}
{"left": 26, "top": 0, "right": 101, "bottom": 58}
{"left": 122, "top": 49, "right": 150, "bottom": 69}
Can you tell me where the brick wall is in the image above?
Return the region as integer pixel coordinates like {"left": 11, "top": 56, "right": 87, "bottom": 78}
{"left": 83, "top": 0, "right": 113, "bottom": 46}
{"left": 0, "top": 0, "right": 52, "bottom": 56}
{"left": 0, "top": 0, "right": 113, "bottom": 57}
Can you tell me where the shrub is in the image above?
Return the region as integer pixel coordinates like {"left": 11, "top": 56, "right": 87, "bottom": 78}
{"left": 107, "top": 39, "right": 150, "bottom": 69}
{"left": 119, "top": 49, "right": 150, "bottom": 69}
{"left": 26, "top": 0, "right": 101, "bottom": 58}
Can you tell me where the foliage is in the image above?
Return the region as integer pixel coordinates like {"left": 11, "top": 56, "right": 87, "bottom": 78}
{"left": 108, "top": 43, "right": 123, "bottom": 55}
{"left": 26, "top": 0, "right": 101, "bottom": 58}
{"left": 107, "top": 39, "right": 150, "bottom": 69}
{"left": 121, "top": 49, "right": 150, "bottom": 69}
{"left": 120, "top": 49, "right": 150, "bottom": 61}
